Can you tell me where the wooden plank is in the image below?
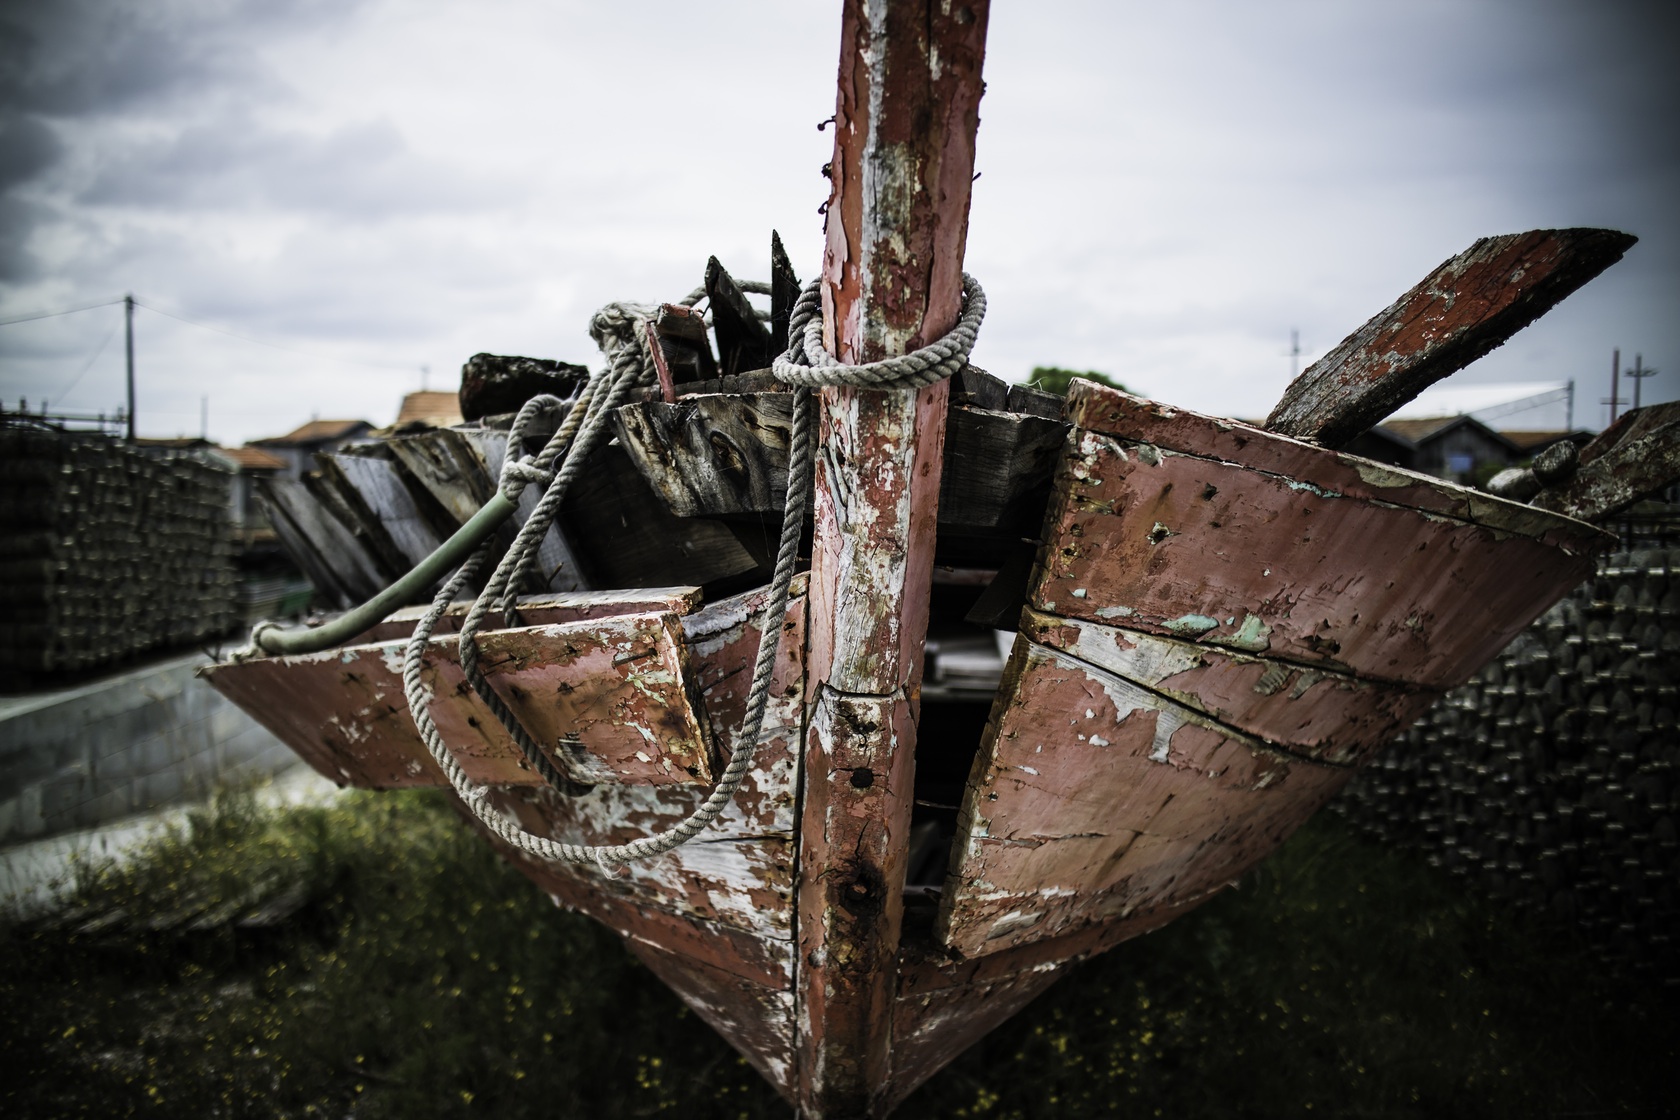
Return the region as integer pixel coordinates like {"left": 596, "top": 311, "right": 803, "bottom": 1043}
{"left": 770, "top": 229, "right": 800, "bottom": 359}
{"left": 412, "top": 575, "right": 811, "bottom": 1086}
{"left": 201, "top": 609, "right": 714, "bottom": 789}
{"left": 614, "top": 395, "right": 1064, "bottom": 571}
{"left": 351, "top": 586, "right": 701, "bottom": 645}
{"left": 646, "top": 303, "right": 718, "bottom": 402}
{"left": 1265, "top": 228, "right": 1636, "bottom": 448}
{"left": 302, "top": 465, "right": 405, "bottom": 582}
{"left": 1018, "top": 607, "right": 1440, "bottom": 765}
{"left": 625, "top": 937, "right": 798, "bottom": 1101}
{"left": 1532, "top": 401, "right": 1680, "bottom": 522}
{"left": 556, "top": 437, "right": 764, "bottom": 592}
{"left": 936, "top": 404, "right": 1068, "bottom": 567}
{"left": 455, "top": 427, "right": 590, "bottom": 593}
{"left": 795, "top": 2, "right": 990, "bottom": 1115}
{"left": 613, "top": 393, "right": 797, "bottom": 518}
{"left": 887, "top": 962, "right": 1066, "bottom": 1109}
{"left": 1037, "top": 394, "right": 1605, "bottom": 690}
{"left": 258, "top": 475, "right": 387, "bottom": 603}
{"left": 254, "top": 480, "right": 356, "bottom": 608}
{"left": 706, "top": 256, "right": 773, "bottom": 377}
{"left": 386, "top": 428, "right": 498, "bottom": 525}
{"left": 322, "top": 451, "right": 447, "bottom": 572}
{"left": 934, "top": 638, "right": 1353, "bottom": 959}
{"left": 1067, "top": 380, "right": 1613, "bottom": 546}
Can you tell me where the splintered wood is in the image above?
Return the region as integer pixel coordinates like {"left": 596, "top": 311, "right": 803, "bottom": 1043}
{"left": 1266, "top": 228, "right": 1636, "bottom": 448}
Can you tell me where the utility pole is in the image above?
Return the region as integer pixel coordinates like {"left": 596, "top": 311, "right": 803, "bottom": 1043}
{"left": 124, "top": 293, "right": 136, "bottom": 442}
{"left": 1610, "top": 347, "right": 1620, "bottom": 425}
{"left": 200, "top": 395, "right": 208, "bottom": 441}
{"left": 1566, "top": 378, "right": 1574, "bottom": 431}
{"left": 1289, "top": 328, "right": 1302, "bottom": 379}
{"left": 1626, "top": 353, "right": 1657, "bottom": 410}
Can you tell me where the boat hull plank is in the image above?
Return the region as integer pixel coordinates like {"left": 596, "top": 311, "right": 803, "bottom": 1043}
{"left": 1066, "top": 385, "right": 1614, "bottom": 547}
{"left": 935, "top": 639, "right": 1352, "bottom": 958}
{"left": 887, "top": 957, "right": 1067, "bottom": 1107}
{"left": 202, "top": 608, "right": 714, "bottom": 789}
{"left": 350, "top": 586, "right": 702, "bottom": 646}
{"left": 1018, "top": 606, "right": 1441, "bottom": 765}
{"left": 1034, "top": 424, "right": 1601, "bottom": 689}
{"left": 624, "top": 935, "right": 797, "bottom": 1097}
{"left": 444, "top": 580, "right": 812, "bottom": 1099}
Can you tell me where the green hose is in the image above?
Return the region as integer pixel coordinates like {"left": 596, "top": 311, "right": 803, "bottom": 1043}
{"left": 253, "top": 493, "right": 517, "bottom": 657}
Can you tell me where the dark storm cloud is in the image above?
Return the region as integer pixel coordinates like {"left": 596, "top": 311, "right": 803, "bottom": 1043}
{"left": 0, "top": 0, "right": 356, "bottom": 119}
{"left": 0, "top": 0, "right": 368, "bottom": 282}
{"left": 78, "top": 114, "right": 500, "bottom": 219}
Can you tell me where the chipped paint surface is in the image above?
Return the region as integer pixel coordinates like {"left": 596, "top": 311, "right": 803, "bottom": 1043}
{"left": 935, "top": 639, "right": 1352, "bottom": 958}
{"left": 1064, "top": 381, "right": 1614, "bottom": 548}
{"left": 1018, "top": 608, "right": 1441, "bottom": 765}
{"left": 203, "top": 604, "right": 713, "bottom": 789}
{"left": 459, "top": 582, "right": 811, "bottom": 1101}
{"left": 1035, "top": 418, "right": 1602, "bottom": 689}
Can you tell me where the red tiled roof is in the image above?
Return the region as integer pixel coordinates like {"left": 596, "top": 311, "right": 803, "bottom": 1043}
{"left": 222, "top": 446, "right": 288, "bottom": 471}
{"left": 257, "top": 418, "right": 372, "bottom": 445}
{"left": 394, "top": 390, "right": 463, "bottom": 428}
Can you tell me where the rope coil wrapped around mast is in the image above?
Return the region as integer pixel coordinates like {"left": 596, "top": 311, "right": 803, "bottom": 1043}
{"left": 397, "top": 273, "right": 984, "bottom": 866}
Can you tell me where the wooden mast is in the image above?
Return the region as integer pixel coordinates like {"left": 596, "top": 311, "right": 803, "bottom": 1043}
{"left": 795, "top": 2, "right": 989, "bottom": 1116}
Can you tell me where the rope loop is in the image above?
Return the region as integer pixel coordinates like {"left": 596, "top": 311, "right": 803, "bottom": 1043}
{"left": 497, "top": 394, "right": 567, "bottom": 503}
{"left": 402, "top": 268, "right": 983, "bottom": 867}
{"left": 771, "top": 273, "right": 985, "bottom": 391}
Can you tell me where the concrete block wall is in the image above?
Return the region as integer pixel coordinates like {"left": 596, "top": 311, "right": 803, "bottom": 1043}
{"left": 0, "top": 651, "right": 298, "bottom": 844}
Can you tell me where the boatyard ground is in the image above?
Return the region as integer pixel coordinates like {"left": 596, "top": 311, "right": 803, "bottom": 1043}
{"left": 3, "top": 786, "right": 1672, "bottom": 1119}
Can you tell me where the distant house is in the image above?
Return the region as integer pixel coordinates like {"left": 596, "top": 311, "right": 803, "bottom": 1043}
{"left": 250, "top": 418, "right": 375, "bottom": 479}
{"left": 1340, "top": 426, "right": 1420, "bottom": 472}
{"left": 218, "top": 445, "right": 288, "bottom": 543}
{"left": 1375, "top": 416, "right": 1523, "bottom": 484}
{"left": 391, "top": 390, "right": 464, "bottom": 430}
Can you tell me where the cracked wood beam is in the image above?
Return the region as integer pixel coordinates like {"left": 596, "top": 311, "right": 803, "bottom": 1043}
{"left": 1532, "top": 401, "right": 1680, "bottom": 522}
{"left": 794, "top": 1, "right": 989, "bottom": 1116}
{"left": 1265, "top": 228, "right": 1636, "bottom": 449}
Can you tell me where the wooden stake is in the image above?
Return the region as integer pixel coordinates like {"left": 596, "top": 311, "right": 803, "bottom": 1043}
{"left": 794, "top": 2, "right": 989, "bottom": 1116}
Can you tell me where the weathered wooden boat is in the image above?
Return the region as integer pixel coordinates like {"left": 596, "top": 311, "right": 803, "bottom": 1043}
{"left": 200, "top": 4, "right": 1680, "bottom": 1116}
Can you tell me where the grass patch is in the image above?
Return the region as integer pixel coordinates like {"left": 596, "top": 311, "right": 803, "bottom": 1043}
{"left": 3, "top": 790, "right": 1671, "bottom": 1118}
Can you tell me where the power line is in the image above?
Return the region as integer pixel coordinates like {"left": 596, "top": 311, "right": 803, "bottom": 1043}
{"left": 52, "top": 318, "right": 121, "bottom": 404}
{"left": 0, "top": 298, "right": 125, "bottom": 328}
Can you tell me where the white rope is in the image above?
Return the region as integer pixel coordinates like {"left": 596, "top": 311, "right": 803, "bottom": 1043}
{"left": 772, "top": 273, "right": 985, "bottom": 390}
{"left": 400, "top": 272, "right": 983, "bottom": 867}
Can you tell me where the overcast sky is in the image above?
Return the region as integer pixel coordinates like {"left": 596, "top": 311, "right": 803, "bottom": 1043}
{"left": 2, "top": 0, "right": 1675, "bottom": 445}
